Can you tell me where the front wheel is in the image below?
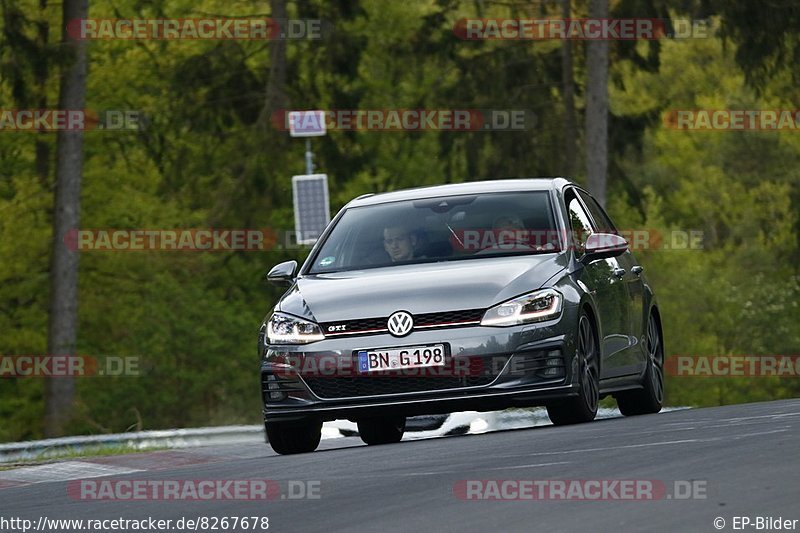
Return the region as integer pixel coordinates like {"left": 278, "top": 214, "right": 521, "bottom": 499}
{"left": 357, "top": 416, "right": 406, "bottom": 445}
{"left": 265, "top": 419, "right": 322, "bottom": 455}
{"left": 617, "top": 313, "right": 664, "bottom": 416}
{"left": 547, "top": 312, "right": 599, "bottom": 425}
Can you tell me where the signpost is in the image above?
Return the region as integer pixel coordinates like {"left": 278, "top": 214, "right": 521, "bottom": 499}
{"left": 288, "top": 110, "right": 326, "bottom": 174}
{"left": 288, "top": 111, "right": 329, "bottom": 244}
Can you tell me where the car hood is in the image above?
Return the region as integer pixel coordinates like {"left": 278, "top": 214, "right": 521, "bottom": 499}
{"left": 277, "top": 254, "right": 567, "bottom": 322}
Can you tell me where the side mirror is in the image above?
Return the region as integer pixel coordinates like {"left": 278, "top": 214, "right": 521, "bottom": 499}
{"left": 581, "top": 233, "right": 628, "bottom": 264}
{"left": 267, "top": 260, "right": 298, "bottom": 285}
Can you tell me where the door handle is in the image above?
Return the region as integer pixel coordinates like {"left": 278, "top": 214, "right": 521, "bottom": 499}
{"left": 631, "top": 265, "right": 644, "bottom": 276}
{"left": 612, "top": 267, "right": 626, "bottom": 278}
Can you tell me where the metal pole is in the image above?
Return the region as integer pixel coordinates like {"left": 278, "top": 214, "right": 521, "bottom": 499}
{"left": 305, "top": 138, "right": 313, "bottom": 175}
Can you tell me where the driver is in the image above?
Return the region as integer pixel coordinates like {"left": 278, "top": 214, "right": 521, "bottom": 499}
{"left": 492, "top": 214, "right": 527, "bottom": 246}
{"left": 383, "top": 225, "right": 418, "bottom": 262}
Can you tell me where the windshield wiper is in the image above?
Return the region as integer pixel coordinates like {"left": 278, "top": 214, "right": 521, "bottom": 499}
{"left": 446, "top": 223, "right": 463, "bottom": 249}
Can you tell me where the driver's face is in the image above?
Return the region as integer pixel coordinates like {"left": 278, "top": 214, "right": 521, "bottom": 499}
{"left": 493, "top": 216, "right": 524, "bottom": 231}
{"left": 383, "top": 227, "right": 415, "bottom": 261}
{"left": 493, "top": 216, "right": 525, "bottom": 245}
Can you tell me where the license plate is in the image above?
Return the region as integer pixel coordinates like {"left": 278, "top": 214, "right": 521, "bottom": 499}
{"left": 357, "top": 344, "right": 446, "bottom": 373}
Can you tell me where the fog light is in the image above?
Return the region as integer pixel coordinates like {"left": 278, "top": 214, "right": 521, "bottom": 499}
{"left": 265, "top": 374, "right": 287, "bottom": 401}
{"left": 542, "top": 350, "right": 564, "bottom": 378}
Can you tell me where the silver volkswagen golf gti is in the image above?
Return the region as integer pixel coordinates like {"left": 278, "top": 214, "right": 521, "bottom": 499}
{"left": 260, "top": 178, "right": 664, "bottom": 454}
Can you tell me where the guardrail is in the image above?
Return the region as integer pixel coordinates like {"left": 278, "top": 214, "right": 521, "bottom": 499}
{"left": 0, "top": 425, "right": 266, "bottom": 464}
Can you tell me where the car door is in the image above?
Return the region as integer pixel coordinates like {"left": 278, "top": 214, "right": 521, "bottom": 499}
{"left": 564, "top": 189, "right": 630, "bottom": 379}
{"left": 577, "top": 189, "right": 647, "bottom": 374}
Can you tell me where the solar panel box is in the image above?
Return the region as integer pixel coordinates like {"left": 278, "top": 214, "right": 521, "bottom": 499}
{"left": 292, "top": 174, "right": 331, "bottom": 245}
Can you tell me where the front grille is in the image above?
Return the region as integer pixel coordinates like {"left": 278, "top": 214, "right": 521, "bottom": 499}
{"left": 303, "top": 374, "right": 494, "bottom": 399}
{"left": 320, "top": 308, "right": 484, "bottom": 337}
{"left": 415, "top": 309, "right": 484, "bottom": 327}
{"left": 328, "top": 317, "right": 385, "bottom": 332}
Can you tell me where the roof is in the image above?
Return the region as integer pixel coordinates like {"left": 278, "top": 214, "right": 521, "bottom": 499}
{"left": 346, "top": 177, "right": 575, "bottom": 208}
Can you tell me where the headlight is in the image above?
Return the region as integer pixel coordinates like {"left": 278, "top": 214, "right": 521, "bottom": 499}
{"left": 267, "top": 312, "right": 325, "bottom": 344}
{"left": 481, "top": 288, "right": 563, "bottom": 326}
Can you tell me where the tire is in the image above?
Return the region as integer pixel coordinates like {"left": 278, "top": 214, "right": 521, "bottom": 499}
{"left": 265, "top": 419, "right": 322, "bottom": 455}
{"left": 547, "top": 312, "right": 599, "bottom": 425}
{"left": 617, "top": 313, "right": 664, "bottom": 416}
{"left": 357, "top": 416, "right": 406, "bottom": 445}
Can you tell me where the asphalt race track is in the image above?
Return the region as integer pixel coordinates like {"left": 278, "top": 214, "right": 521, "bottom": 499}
{"left": 1, "top": 399, "right": 798, "bottom": 533}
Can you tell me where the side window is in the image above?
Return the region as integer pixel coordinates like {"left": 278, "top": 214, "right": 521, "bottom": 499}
{"left": 565, "top": 191, "right": 594, "bottom": 253}
{"left": 577, "top": 190, "right": 617, "bottom": 234}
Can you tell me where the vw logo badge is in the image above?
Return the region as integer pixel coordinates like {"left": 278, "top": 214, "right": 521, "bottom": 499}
{"left": 387, "top": 311, "right": 414, "bottom": 337}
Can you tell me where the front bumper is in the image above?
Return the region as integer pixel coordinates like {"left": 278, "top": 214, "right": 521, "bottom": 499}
{"left": 260, "top": 318, "right": 580, "bottom": 423}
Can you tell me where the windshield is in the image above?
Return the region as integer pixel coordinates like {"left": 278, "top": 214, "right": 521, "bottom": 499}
{"left": 308, "top": 191, "right": 558, "bottom": 273}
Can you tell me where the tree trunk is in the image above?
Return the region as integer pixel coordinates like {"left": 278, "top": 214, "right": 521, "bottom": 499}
{"left": 45, "top": 0, "right": 88, "bottom": 437}
{"left": 585, "top": 0, "right": 609, "bottom": 206}
{"left": 560, "top": 0, "right": 577, "bottom": 178}
{"left": 35, "top": 0, "right": 50, "bottom": 187}
{"left": 263, "top": 0, "right": 288, "bottom": 117}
